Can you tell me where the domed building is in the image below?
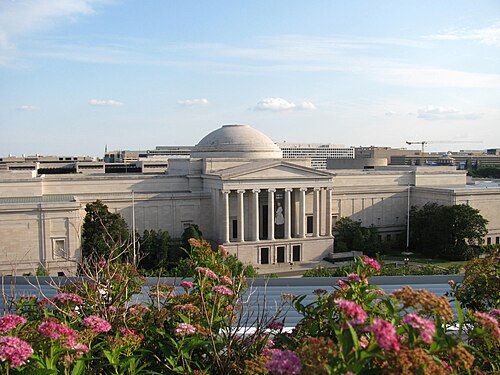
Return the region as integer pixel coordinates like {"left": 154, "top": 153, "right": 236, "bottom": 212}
{"left": 0, "top": 124, "right": 496, "bottom": 276}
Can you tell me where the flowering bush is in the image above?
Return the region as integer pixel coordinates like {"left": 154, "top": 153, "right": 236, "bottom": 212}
{"left": 0, "top": 244, "right": 499, "bottom": 374}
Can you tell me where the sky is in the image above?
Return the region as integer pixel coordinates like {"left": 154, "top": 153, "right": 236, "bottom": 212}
{"left": 1, "top": 0, "right": 500, "bottom": 157}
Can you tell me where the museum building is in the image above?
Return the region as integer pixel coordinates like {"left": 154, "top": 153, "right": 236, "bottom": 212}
{"left": 0, "top": 124, "right": 499, "bottom": 275}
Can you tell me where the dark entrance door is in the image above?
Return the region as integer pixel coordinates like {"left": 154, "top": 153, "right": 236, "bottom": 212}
{"left": 260, "top": 247, "right": 269, "bottom": 264}
{"left": 292, "top": 245, "right": 301, "bottom": 262}
{"left": 277, "top": 246, "right": 285, "bottom": 263}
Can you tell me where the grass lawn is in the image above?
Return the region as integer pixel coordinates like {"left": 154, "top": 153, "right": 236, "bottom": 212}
{"left": 381, "top": 253, "right": 469, "bottom": 269}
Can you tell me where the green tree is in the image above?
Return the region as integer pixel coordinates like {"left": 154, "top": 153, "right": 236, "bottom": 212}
{"left": 410, "top": 203, "right": 488, "bottom": 260}
{"left": 138, "top": 229, "right": 171, "bottom": 271}
{"left": 81, "top": 200, "right": 130, "bottom": 261}
{"left": 334, "top": 217, "right": 381, "bottom": 255}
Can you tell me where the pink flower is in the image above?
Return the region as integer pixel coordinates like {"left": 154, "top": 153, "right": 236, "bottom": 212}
{"left": 334, "top": 299, "right": 368, "bottom": 325}
{"left": 97, "top": 261, "right": 107, "bottom": 266}
{"left": 194, "top": 267, "right": 219, "bottom": 280}
{"left": 82, "top": 315, "right": 112, "bottom": 333}
{"left": 180, "top": 281, "right": 194, "bottom": 289}
{"left": 347, "top": 273, "right": 368, "bottom": 284}
{"left": 219, "top": 245, "right": 228, "bottom": 257}
{"left": 402, "top": 313, "right": 435, "bottom": 343}
{"left": 0, "top": 336, "right": 33, "bottom": 368}
{"left": 175, "top": 323, "right": 196, "bottom": 336}
{"left": 265, "top": 350, "right": 301, "bottom": 375}
{"left": 38, "top": 321, "right": 79, "bottom": 347}
{"left": 220, "top": 275, "right": 233, "bottom": 285}
{"left": 188, "top": 238, "right": 202, "bottom": 248}
{"left": 120, "top": 328, "right": 144, "bottom": 341}
{"left": 490, "top": 309, "right": 500, "bottom": 316}
{"left": 362, "top": 256, "right": 381, "bottom": 271}
{"left": 336, "top": 279, "right": 349, "bottom": 289}
{"left": 0, "top": 314, "right": 26, "bottom": 334}
{"left": 52, "top": 293, "right": 83, "bottom": 305}
{"left": 447, "top": 280, "right": 456, "bottom": 287}
{"left": 213, "top": 285, "right": 234, "bottom": 296}
{"left": 369, "top": 319, "right": 400, "bottom": 351}
{"left": 474, "top": 311, "right": 500, "bottom": 340}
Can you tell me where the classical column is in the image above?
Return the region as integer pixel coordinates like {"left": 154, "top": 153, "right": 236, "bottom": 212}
{"left": 299, "top": 188, "right": 307, "bottom": 238}
{"left": 268, "top": 188, "right": 276, "bottom": 240}
{"left": 223, "top": 190, "right": 230, "bottom": 243}
{"left": 313, "top": 188, "right": 320, "bottom": 237}
{"left": 252, "top": 189, "right": 260, "bottom": 241}
{"left": 284, "top": 188, "right": 292, "bottom": 239}
{"left": 237, "top": 189, "right": 245, "bottom": 242}
{"left": 326, "top": 188, "right": 333, "bottom": 236}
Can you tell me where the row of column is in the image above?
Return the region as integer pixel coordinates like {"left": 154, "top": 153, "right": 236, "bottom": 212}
{"left": 222, "top": 187, "right": 333, "bottom": 243}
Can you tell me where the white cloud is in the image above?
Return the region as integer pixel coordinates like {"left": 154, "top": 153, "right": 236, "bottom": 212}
{"left": 254, "top": 97, "right": 317, "bottom": 112}
{"left": 177, "top": 98, "right": 209, "bottom": 107}
{"left": 89, "top": 99, "right": 123, "bottom": 107}
{"left": 18, "top": 105, "right": 39, "bottom": 111}
{"left": 0, "top": 1, "right": 104, "bottom": 49}
{"left": 417, "top": 105, "right": 482, "bottom": 120}
{"left": 427, "top": 22, "right": 500, "bottom": 47}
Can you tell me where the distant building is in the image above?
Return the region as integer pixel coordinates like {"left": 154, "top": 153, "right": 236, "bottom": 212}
{"left": 278, "top": 143, "right": 354, "bottom": 170}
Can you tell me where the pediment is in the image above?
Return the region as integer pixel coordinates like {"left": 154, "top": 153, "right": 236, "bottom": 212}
{"left": 217, "top": 161, "right": 332, "bottom": 180}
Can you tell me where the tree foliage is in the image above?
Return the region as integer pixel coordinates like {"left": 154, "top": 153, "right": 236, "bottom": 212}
{"left": 138, "top": 229, "right": 171, "bottom": 270}
{"left": 334, "top": 217, "right": 381, "bottom": 255}
{"left": 81, "top": 200, "right": 130, "bottom": 261}
{"left": 410, "top": 203, "right": 488, "bottom": 260}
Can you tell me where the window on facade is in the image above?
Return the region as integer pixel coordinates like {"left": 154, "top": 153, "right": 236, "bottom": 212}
{"left": 487, "top": 237, "right": 492, "bottom": 245}
{"left": 232, "top": 219, "right": 238, "bottom": 240}
{"left": 306, "top": 215, "right": 313, "bottom": 234}
{"left": 331, "top": 215, "right": 338, "bottom": 230}
{"left": 292, "top": 245, "right": 301, "bottom": 262}
{"left": 386, "top": 234, "right": 391, "bottom": 241}
{"left": 496, "top": 237, "right": 499, "bottom": 245}
{"left": 53, "top": 239, "right": 67, "bottom": 259}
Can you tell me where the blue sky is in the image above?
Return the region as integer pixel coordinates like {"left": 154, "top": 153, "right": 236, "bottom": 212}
{"left": 1, "top": 0, "right": 499, "bottom": 156}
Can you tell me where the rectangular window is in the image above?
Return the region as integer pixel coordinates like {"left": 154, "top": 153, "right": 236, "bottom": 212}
{"left": 292, "top": 245, "right": 301, "bottom": 262}
{"left": 386, "top": 234, "right": 392, "bottom": 241}
{"left": 487, "top": 237, "right": 492, "bottom": 245}
{"left": 496, "top": 237, "right": 499, "bottom": 245}
{"left": 52, "top": 238, "right": 67, "bottom": 259}
{"left": 306, "top": 215, "right": 313, "bottom": 234}
{"left": 232, "top": 219, "right": 238, "bottom": 240}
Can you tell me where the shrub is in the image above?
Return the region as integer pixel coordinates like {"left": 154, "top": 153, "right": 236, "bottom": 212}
{"left": 0, "top": 245, "right": 498, "bottom": 374}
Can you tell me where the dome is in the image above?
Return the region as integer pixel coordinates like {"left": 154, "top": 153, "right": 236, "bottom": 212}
{"left": 191, "top": 124, "right": 282, "bottom": 159}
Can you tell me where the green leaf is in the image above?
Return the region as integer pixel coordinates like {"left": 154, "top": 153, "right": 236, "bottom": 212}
{"left": 71, "top": 360, "right": 86, "bottom": 375}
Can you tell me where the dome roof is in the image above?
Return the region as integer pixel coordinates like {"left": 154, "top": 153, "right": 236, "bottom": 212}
{"left": 191, "top": 124, "right": 282, "bottom": 159}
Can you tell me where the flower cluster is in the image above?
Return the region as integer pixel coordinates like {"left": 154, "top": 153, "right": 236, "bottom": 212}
{"left": 402, "top": 313, "right": 435, "bottom": 343}
{"left": 473, "top": 311, "right": 500, "bottom": 340}
{"left": 174, "top": 323, "right": 196, "bottom": 336}
{"left": 52, "top": 293, "right": 84, "bottom": 305}
{"left": 180, "top": 281, "right": 194, "bottom": 289}
{"left": 213, "top": 285, "right": 234, "bottom": 296}
{"left": 194, "top": 266, "right": 219, "bottom": 280}
{"left": 265, "top": 350, "right": 302, "bottom": 375}
{"left": 369, "top": 319, "right": 400, "bottom": 351}
{"left": 362, "top": 256, "right": 381, "bottom": 271}
{"left": 38, "top": 321, "right": 80, "bottom": 348}
{"left": 0, "top": 314, "right": 26, "bottom": 334}
{"left": 334, "top": 299, "right": 367, "bottom": 325}
{"left": 82, "top": 315, "right": 112, "bottom": 333}
{"left": 0, "top": 336, "right": 33, "bottom": 368}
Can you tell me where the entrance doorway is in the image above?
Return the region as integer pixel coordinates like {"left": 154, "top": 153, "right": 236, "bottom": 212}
{"left": 276, "top": 246, "right": 285, "bottom": 263}
{"left": 260, "top": 247, "right": 270, "bottom": 264}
